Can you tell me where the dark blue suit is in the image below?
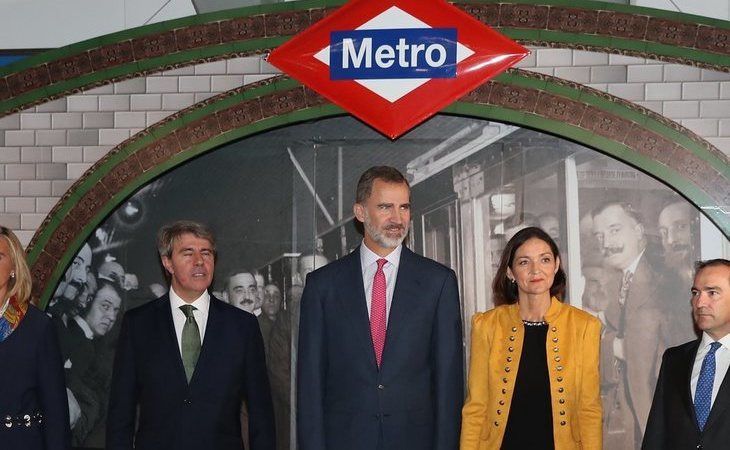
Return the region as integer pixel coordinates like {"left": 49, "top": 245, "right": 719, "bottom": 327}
{"left": 297, "top": 246, "right": 464, "bottom": 450}
{"left": 0, "top": 305, "right": 70, "bottom": 450}
{"left": 643, "top": 340, "right": 730, "bottom": 450}
{"left": 106, "top": 294, "right": 274, "bottom": 450}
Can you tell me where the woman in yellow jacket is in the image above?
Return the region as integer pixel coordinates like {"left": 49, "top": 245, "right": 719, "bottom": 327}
{"left": 461, "top": 227, "right": 602, "bottom": 450}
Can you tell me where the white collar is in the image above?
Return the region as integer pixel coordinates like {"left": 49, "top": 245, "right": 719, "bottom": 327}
{"left": 360, "top": 241, "right": 402, "bottom": 269}
{"left": 623, "top": 249, "right": 646, "bottom": 276}
{"left": 169, "top": 287, "right": 210, "bottom": 315}
{"left": 73, "top": 315, "right": 94, "bottom": 340}
{"left": 700, "top": 332, "right": 730, "bottom": 351}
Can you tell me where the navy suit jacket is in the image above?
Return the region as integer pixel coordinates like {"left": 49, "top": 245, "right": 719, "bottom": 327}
{"left": 297, "top": 246, "right": 464, "bottom": 450}
{"left": 0, "top": 305, "right": 71, "bottom": 450}
{"left": 642, "top": 340, "right": 730, "bottom": 450}
{"left": 106, "top": 294, "right": 274, "bottom": 450}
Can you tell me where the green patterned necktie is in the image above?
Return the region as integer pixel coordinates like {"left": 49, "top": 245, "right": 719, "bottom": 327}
{"left": 180, "top": 305, "right": 201, "bottom": 383}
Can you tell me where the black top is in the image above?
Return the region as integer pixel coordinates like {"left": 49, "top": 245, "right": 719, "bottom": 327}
{"left": 501, "top": 322, "right": 554, "bottom": 450}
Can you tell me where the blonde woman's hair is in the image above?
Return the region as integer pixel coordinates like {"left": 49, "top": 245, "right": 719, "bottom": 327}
{"left": 0, "top": 227, "right": 32, "bottom": 304}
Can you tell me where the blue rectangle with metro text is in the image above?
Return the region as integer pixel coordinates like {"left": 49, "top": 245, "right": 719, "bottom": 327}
{"left": 329, "top": 28, "right": 457, "bottom": 80}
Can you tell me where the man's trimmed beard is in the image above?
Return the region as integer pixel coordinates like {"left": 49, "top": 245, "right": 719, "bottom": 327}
{"left": 363, "top": 211, "right": 409, "bottom": 249}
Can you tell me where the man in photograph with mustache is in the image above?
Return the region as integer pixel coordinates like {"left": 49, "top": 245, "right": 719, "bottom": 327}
{"left": 297, "top": 166, "right": 464, "bottom": 450}
{"left": 226, "top": 271, "right": 260, "bottom": 314}
{"left": 592, "top": 201, "right": 669, "bottom": 449}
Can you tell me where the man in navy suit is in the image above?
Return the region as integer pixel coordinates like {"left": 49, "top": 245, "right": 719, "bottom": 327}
{"left": 643, "top": 259, "right": 730, "bottom": 450}
{"left": 106, "top": 221, "right": 274, "bottom": 450}
{"left": 297, "top": 166, "right": 464, "bottom": 450}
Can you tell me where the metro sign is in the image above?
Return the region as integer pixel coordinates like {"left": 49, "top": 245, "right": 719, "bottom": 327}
{"left": 268, "top": 0, "right": 529, "bottom": 138}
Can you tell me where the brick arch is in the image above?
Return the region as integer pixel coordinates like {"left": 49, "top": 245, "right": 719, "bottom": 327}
{"left": 26, "top": 70, "right": 729, "bottom": 306}
{"left": 1, "top": 0, "right": 729, "bottom": 117}
{"left": 2, "top": 0, "right": 726, "bottom": 304}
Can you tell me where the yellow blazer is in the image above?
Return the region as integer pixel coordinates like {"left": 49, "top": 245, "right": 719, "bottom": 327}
{"left": 461, "top": 298, "right": 602, "bottom": 450}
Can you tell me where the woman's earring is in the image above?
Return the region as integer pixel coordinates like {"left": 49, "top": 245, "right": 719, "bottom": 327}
{"left": 10, "top": 272, "right": 15, "bottom": 279}
{"left": 509, "top": 278, "right": 515, "bottom": 285}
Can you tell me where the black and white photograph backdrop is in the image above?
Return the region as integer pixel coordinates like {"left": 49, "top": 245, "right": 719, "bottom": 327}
{"left": 50, "top": 114, "right": 727, "bottom": 450}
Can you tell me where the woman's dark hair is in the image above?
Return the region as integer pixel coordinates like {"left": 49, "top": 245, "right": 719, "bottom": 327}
{"left": 492, "top": 226, "right": 567, "bottom": 306}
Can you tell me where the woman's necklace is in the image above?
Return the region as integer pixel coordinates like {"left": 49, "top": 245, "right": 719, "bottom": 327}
{"left": 522, "top": 319, "right": 548, "bottom": 326}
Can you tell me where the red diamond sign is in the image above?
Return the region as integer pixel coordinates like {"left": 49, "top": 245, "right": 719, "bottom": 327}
{"left": 268, "top": 0, "right": 529, "bottom": 138}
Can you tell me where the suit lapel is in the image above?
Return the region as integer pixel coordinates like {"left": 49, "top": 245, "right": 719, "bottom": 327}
{"left": 188, "top": 296, "right": 224, "bottom": 386}
{"left": 155, "top": 296, "right": 189, "bottom": 388}
{"left": 336, "top": 248, "right": 378, "bottom": 367}
{"left": 680, "top": 341, "right": 701, "bottom": 424}
{"left": 381, "top": 247, "right": 420, "bottom": 365}
{"left": 625, "top": 256, "right": 655, "bottom": 314}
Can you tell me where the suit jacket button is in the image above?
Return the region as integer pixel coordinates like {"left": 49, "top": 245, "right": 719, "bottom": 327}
{"left": 508, "top": 347, "right": 514, "bottom": 352}
{"left": 511, "top": 327, "right": 517, "bottom": 332}
{"left": 378, "top": 384, "right": 385, "bottom": 390}
{"left": 183, "top": 399, "right": 191, "bottom": 404}
{"left": 506, "top": 357, "right": 513, "bottom": 363}
{"left": 499, "top": 400, "right": 505, "bottom": 405}
{"left": 558, "top": 387, "right": 564, "bottom": 393}
{"left": 494, "top": 421, "right": 499, "bottom": 426}
{"left": 505, "top": 367, "right": 511, "bottom": 372}
{"left": 509, "top": 335, "right": 515, "bottom": 341}
{"left": 560, "top": 421, "right": 566, "bottom": 426}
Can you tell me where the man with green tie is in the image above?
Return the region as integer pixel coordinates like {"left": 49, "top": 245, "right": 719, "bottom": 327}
{"left": 107, "top": 220, "right": 274, "bottom": 450}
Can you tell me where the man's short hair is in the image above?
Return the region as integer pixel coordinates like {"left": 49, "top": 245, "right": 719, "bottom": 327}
{"left": 591, "top": 200, "right": 644, "bottom": 226}
{"left": 225, "top": 270, "right": 255, "bottom": 289}
{"left": 157, "top": 220, "right": 216, "bottom": 259}
{"left": 695, "top": 258, "right": 730, "bottom": 274}
{"left": 355, "top": 166, "right": 409, "bottom": 204}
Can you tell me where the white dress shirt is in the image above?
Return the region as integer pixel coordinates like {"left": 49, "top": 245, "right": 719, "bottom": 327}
{"left": 169, "top": 287, "right": 210, "bottom": 357}
{"left": 360, "top": 242, "right": 402, "bottom": 324}
{"left": 690, "top": 332, "right": 730, "bottom": 408}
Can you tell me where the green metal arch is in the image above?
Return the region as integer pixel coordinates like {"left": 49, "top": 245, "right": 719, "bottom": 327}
{"left": 3, "top": 0, "right": 727, "bottom": 305}
{"left": 27, "top": 71, "right": 729, "bottom": 306}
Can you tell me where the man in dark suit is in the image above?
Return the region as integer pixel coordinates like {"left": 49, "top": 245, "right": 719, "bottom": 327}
{"left": 297, "top": 166, "right": 464, "bottom": 450}
{"left": 106, "top": 220, "right": 274, "bottom": 450}
{"left": 592, "top": 201, "right": 670, "bottom": 448}
{"left": 643, "top": 259, "right": 730, "bottom": 450}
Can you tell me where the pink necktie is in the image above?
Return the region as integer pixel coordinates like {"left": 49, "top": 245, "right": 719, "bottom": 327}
{"left": 371, "top": 258, "right": 388, "bottom": 367}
